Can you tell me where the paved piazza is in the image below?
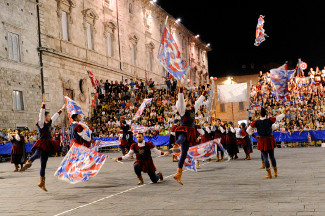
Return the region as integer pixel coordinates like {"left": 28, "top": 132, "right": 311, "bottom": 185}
{"left": 1, "top": 147, "right": 325, "bottom": 216}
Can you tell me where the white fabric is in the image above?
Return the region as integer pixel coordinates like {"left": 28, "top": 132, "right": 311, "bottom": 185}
{"left": 197, "top": 128, "right": 205, "bottom": 135}
{"left": 217, "top": 83, "right": 247, "bottom": 103}
{"left": 38, "top": 105, "right": 45, "bottom": 129}
{"left": 176, "top": 93, "right": 186, "bottom": 116}
{"left": 121, "top": 141, "right": 162, "bottom": 160}
{"left": 194, "top": 95, "right": 205, "bottom": 113}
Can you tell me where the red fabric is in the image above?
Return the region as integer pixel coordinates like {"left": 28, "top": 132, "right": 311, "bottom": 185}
{"left": 70, "top": 140, "right": 91, "bottom": 148}
{"left": 175, "top": 126, "right": 197, "bottom": 146}
{"left": 236, "top": 138, "right": 247, "bottom": 147}
{"left": 257, "top": 136, "right": 277, "bottom": 151}
{"left": 240, "top": 130, "right": 247, "bottom": 136}
{"left": 201, "top": 136, "right": 210, "bottom": 144}
{"left": 75, "top": 124, "right": 84, "bottom": 133}
{"left": 32, "top": 139, "right": 60, "bottom": 153}
{"left": 120, "top": 139, "right": 128, "bottom": 146}
{"left": 11, "top": 135, "right": 25, "bottom": 155}
{"left": 131, "top": 142, "right": 156, "bottom": 173}
{"left": 250, "top": 120, "right": 257, "bottom": 128}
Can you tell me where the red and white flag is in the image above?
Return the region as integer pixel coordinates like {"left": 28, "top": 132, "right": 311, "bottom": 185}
{"left": 87, "top": 70, "right": 99, "bottom": 90}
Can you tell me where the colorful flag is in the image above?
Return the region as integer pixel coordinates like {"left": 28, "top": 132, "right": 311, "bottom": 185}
{"left": 270, "top": 64, "right": 296, "bottom": 100}
{"left": 254, "top": 15, "right": 268, "bottom": 46}
{"left": 131, "top": 125, "right": 149, "bottom": 134}
{"left": 174, "top": 139, "right": 221, "bottom": 172}
{"left": 87, "top": 70, "right": 100, "bottom": 90}
{"left": 91, "top": 140, "right": 120, "bottom": 151}
{"left": 54, "top": 142, "right": 107, "bottom": 184}
{"left": 133, "top": 98, "right": 152, "bottom": 120}
{"left": 65, "top": 96, "right": 85, "bottom": 124}
{"left": 157, "top": 26, "right": 189, "bottom": 80}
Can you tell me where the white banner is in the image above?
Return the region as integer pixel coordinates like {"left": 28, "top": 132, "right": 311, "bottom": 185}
{"left": 217, "top": 83, "right": 247, "bottom": 103}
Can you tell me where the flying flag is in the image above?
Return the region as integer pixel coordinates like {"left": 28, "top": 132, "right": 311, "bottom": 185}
{"left": 133, "top": 98, "right": 152, "bottom": 120}
{"left": 87, "top": 70, "right": 100, "bottom": 90}
{"left": 157, "top": 25, "right": 189, "bottom": 80}
{"left": 254, "top": 15, "right": 268, "bottom": 46}
{"left": 91, "top": 140, "right": 120, "bottom": 151}
{"left": 65, "top": 96, "right": 85, "bottom": 124}
{"left": 270, "top": 64, "right": 296, "bottom": 100}
{"left": 54, "top": 142, "right": 107, "bottom": 184}
{"left": 174, "top": 139, "right": 221, "bottom": 172}
{"left": 131, "top": 125, "right": 149, "bottom": 134}
{"left": 296, "top": 59, "right": 307, "bottom": 77}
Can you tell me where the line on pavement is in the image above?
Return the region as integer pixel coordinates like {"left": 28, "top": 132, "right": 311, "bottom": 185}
{"left": 53, "top": 161, "right": 210, "bottom": 216}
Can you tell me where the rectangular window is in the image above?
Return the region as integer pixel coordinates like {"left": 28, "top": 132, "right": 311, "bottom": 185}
{"left": 87, "top": 23, "right": 93, "bottom": 50}
{"left": 13, "top": 90, "right": 24, "bottom": 111}
{"left": 61, "top": 11, "right": 69, "bottom": 41}
{"left": 8, "top": 32, "right": 20, "bottom": 62}
{"left": 107, "top": 33, "right": 112, "bottom": 57}
{"left": 131, "top": 44, "right": 136, "bottom": 65}
{"left": 220, "top": 104, "right": 225, "bottom": 112}
{"left": 239, "top": 102, "right": 244, "bottom": 111}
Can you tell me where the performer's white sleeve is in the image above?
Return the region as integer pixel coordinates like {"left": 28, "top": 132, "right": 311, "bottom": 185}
{"left": 206, "top": 127, "right": 211, "bottom": 133}
{"left": 197, "top": 128, "right": 205, "bottom": 135}
{"left": 229, "top": 126, "right": 236, "bottom": 133}
{"left": 170, "top": 132, "right": 175, "bottom": 136}
{"left": 247, "top": 126, "right": 254, "bottom": 136}
{"left": 151, "top": 147, "right": 162, "bottom": 156}
{"left": 211, "top": 126, "right": 216, "bottom": 132}
{"left": 272, "top": 122, "right": 279, "bottom": 130}
{"left": 219, "top": 126, "right": 225, "bottom": 133}
{"left": 15, "top": 134, "right": 20, "bottom": 141}
{"left": 51, "top": 113, "right": 60, "bottom": 126}
{"left": 176, "top": 93, "right": 186, "bottom": 116}
{"left": 38, "top": 106, "right": 45, "bottom": 129}
{"left": 7, "top": 133, "right": 13, "bottom": 141}
{"left": 275, "top": 113, "right": 285, "bottom": 122}
{"left": 121, "top": 149, "right": 135, "bottom": 160}
{"left": 194, "top": 95, "right": 205, "bottom": 113}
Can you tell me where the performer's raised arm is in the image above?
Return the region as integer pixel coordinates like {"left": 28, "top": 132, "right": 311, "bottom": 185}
{"left": 38, "top": 103, "right": 46, "bottom": 129}
{"left": 51, "top": 104, "right": 66, "bottom": 126}
{"left": 194, "top": 91, "right": 207, "bottom": 113}
{"left": 176, "top": 87, "right": 186, "bottom": 116}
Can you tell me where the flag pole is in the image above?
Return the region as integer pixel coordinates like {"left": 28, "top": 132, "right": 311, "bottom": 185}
{"left": 164, "top": 16, "right": 169, "bottom": 26}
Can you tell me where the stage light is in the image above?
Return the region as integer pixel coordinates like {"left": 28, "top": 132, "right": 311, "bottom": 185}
{"left": 176, "top": 18, "right": 181, "bottom": 24}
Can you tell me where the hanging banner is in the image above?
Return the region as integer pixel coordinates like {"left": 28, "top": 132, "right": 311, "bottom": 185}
{"left": 217, "top": 83, "right": 247, "bottom": 103}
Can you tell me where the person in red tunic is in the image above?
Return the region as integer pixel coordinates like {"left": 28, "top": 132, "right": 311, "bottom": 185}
{"left": 247, "top": 108, "right": 285, "bottom": 178}
{"left": 21, "top": 95, "right": 65, "bottom": 192}
{"left": 236, "top": 123, "right": 253, "bottom": 160}
{"left": 113, "top": 132, "right": 169, "bottom": 185}
{"left": 225, "top": 122, "right": 238, "bottom": 160}
{"left": 70, "top": 114, "right": 91, "bottom": 148}
{"left": 211, "top": 118, "right": 226, "bottom": 162}
{"left": 200, "top": 121, "right": 212, "bottom": 144}
{"left": 8, "top": 129, "right": 26, "bottom": 172}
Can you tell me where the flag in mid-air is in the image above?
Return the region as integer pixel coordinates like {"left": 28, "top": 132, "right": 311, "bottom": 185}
{"left": 133, "top": 99, "right": 152, "bottom": 120}
{"left": 87, "top": 70, "right": 100, "bottom": 90}
{"left": 157, "top": 26, "right": 189, "bottom": 80}
{"left": 91, "top": 140, "right": 120, "bottom": 151}
{"left": 131, "top": 125, "right": 149, "bottom": 134}
{"left": 174, "top": 139, "right": 222, "bottom": 172}
{"left": 254, "top": 15, "right": 268, "bottom": 46}
{"left": 54, "top": 142, "right": 107, "bottom": 184}
{"left": 270, "top": 64, "right": 296, "bottom": 100}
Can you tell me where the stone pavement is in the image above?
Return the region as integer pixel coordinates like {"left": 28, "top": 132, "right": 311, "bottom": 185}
{"left": 1, "top": 147, "right": 325, "bottom": 216}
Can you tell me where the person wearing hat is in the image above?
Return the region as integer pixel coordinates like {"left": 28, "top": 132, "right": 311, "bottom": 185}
{"left": 211, "top": 118, "right": 226, "bottom": 162}
{"left": 226, "top": 121, "right": 238, "bottom": 160}
{"left": 247, "top": 107, "right": 285, "bottom": 178}
{"left": 169, "top": 119, "right": 180, "bottom": 162}
{"left": 173, "top": 81, "right": 208, "bottom": 185}
{"left": 237, "top": 123, "right": 253, "bottom": 160}
{"left": 21, "top": 94, "right": 65, "bottom": 192}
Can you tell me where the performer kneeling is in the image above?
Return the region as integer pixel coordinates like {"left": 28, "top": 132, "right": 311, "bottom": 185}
{"left": 247, "top": 108, "right": 284, "bottom": 178}
{"left": 113, "top": 132, "right": 169, "bottom": 185}
{"left": 21, "top": 97, "right": 65, "bottom": 192}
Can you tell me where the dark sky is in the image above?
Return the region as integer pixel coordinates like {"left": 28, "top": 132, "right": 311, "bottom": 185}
{"left": 159, "top": 1, "right": 325, "bottom": 77}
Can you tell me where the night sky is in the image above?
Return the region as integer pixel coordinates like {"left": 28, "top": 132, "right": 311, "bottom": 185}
{"left": 159, "top": 1, "right": 325, "bottom": 77}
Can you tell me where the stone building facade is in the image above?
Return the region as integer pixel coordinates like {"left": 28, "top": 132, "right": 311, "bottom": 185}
{"left": 211, "top": 74, "right": 259, "bottom": 125}
{"left": 0, "top": 0, "right": 41, "bottom": 130}
{"left": 38, "top": 0, "right": 211, "bottom": 126}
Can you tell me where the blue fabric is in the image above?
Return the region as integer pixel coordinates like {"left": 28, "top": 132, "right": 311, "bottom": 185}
{"left": 250, "top": 130, "right": 325, "bottom": 143}
{"left": 0, "top": 142, "right": 34, "bottom": 155}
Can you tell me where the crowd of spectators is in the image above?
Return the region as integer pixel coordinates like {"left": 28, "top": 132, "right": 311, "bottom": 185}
{"left": 88, "top": 77, "right": 212, "bottom": 138}
{"left": 249, "top": 67, "right": 325, "bottom": 133}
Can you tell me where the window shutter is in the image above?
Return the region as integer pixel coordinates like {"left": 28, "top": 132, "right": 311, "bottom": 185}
{"left": 12, "top": 34, "right": 20, "bottom": 61}
{"left": 8, "top": 33, "right": 14, "bottom": 60}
